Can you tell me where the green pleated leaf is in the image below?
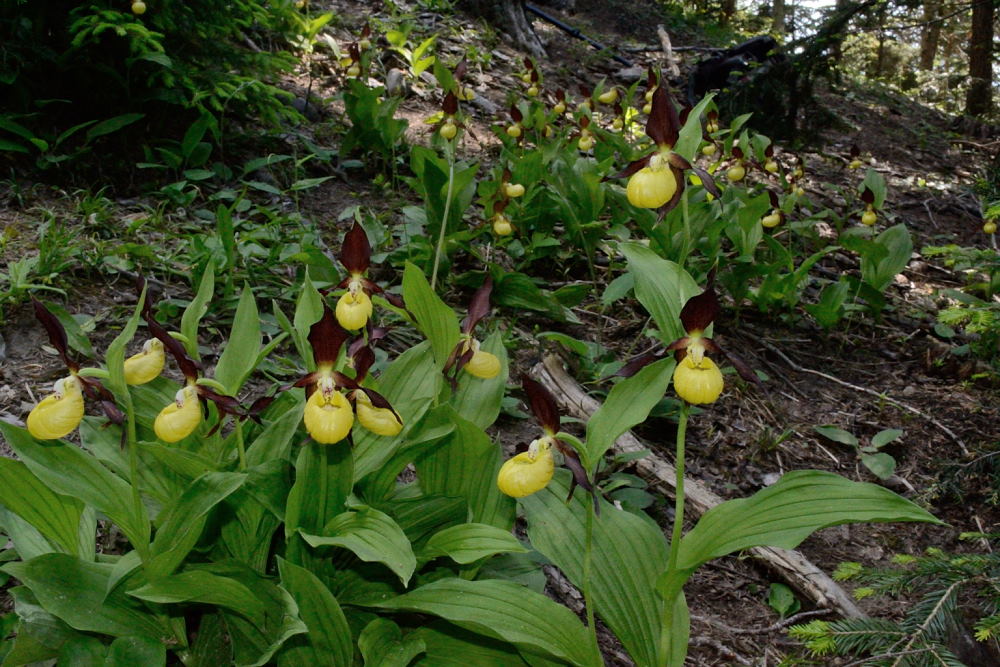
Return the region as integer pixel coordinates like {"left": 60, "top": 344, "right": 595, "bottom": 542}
{"left": 186, "top": 561, "right": 308, "bottom": 667}
{"left": 402, "top": 262, "right": 460, "bottom": 369}
{"left": 450, "top": 331, "right": 508, "bottom": 429}
{"left": 3, "top": 554, "right": 164, "bottom": 639}
{"left": 129, "top": 570, "right": 266, "bottom": 625}
{"left": 291, "top": 272, "right": 325, "bottom": 370}
{"left": 522, "top": 472, "right": 668, "bottom": 667}
{"left": 147, "top": 472, "right": 247, "bottom": 579}
{"left": 414, "top": 408, "right": 515, "bottom": 530}
{"left": 187, "top": 613, "right": 233, "bottom": 667}
{"left": 58, "top": 634, "right": 107, "bottom": 665}
{"left": 104, "top": 635, "right": 166, "bottom": 666}
{"left": 1, "top": 508, "right": 59, "bottom": 560}
{"left": 0, "top": 422, "right": 150, "bottom": 553}
{"left": 285, "top": 442, "right": 353, "bottom": 538}
{"left": 358, "top": 618, "right": 426, "bottom": 667}
{"left": 353, "top": 341, "right": 442, "bottom": 480}
{"left": 139, "top": 442, "right": 219, "bottom": 480}
{"left": 276, "top": 558, "right": 353, "bottom": 666}
{"left": 672, "top": 94, "right": 715, "bottom": 162}
{"left": 412, "top": 622, "right": 529, "bottom": 666}
{"left": 3, "top": 586, "right": 83, "bottom": 665}
{"left": 214, "top": 285, "right": 263, "bottom": 395}
{"left": 0, "top": 458, "right": 85, "bottom": 557}
{"left": 387, "top": 495, "right": 467, "bottom": 552}
{"left": 376, "top": 578, "right": 600, "bottom": 667}
{"left": 180, "top": 263, "right": 215, "bottom": 360}
{"left": 246, "top": 400, "right": 304, "bottom": 467}
{"left": 621, "top": 242, "right": 702, "bottom": 344}
{"left": 421, "top": 523, "right": 527, "bottom": 564}
{"left": 676, "top": 470, "right": 942, "bottom": 574}
{"left": 301, "top": 506, "right": 416, "bottom": 586}
{"left": 583, "top": 357, "right": 674, "bottom": 469}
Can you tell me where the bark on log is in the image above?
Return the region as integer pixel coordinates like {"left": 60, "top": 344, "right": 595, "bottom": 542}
{"left": 461, "top": 0, "right": 546, "bottom": 58}
{"left": 533, "top": 354, "right": 865, "bottom": 619}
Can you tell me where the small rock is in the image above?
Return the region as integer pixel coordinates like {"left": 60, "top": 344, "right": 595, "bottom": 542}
{"left": 290, "top": 97, "right": 321, "bottom": 122}
{"left": 385, "top": 68, "right": 408, "bottom": 97}
{"left": 613, "top": 66, "right": 644, "bottom": 83}
{"left": 762, "top": 472, "right": 781, "bottom": 486}
{"left": 901, "top": 385, "right": 917, "bottom": 396}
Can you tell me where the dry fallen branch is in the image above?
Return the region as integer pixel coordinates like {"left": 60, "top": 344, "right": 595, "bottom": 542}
{"left": 533, "top": 355, "right": 865, "bottom": 619}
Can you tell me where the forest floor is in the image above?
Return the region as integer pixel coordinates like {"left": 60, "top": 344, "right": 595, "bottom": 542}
{"left": 2, "top": 0, "right": 999, "bottom": 665}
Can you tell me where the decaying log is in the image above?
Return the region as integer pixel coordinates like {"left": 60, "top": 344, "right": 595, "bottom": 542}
{"left": 533, "top": 354, "right": 865, "bottom": 619}
{"left": 656, "top": 25, "right": 681, "bottom": 79}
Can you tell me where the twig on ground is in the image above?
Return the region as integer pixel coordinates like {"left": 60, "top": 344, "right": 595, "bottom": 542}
{"left": 691, "top": 609, "right": 833, "bottom": 635}
{"left": 760, "top": 340, "right": 970, "bottom": 457}
{"left": 922, "top": 198, "right": 938, "bottom": 229}
{"left": 687, "top": 637, "right": 754, "bottom": 666}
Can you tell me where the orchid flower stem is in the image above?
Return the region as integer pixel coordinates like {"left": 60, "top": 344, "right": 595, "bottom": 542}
{"left": 679, "top": 189, "right": 691, "bottom": 267}
{"left": 583, "top": 489, "right": 600, "bottom": 662}
{"left": 430, "top": 144, "right": 456, "bottom": 291}
{"left": 667, "top": 403, "right": 689, "bottom": 575}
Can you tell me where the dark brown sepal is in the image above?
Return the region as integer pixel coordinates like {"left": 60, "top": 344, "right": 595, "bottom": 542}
{"left": 768, "top": 190, "right": 780, "bottom": 208}
{"left": 658, "top": 165, "right": 686, "bottom": 215}
{"left": 679, "top": 282, "right": 720, "bottom": 335}
{"left": 521, "top": 375, "right": 560, "bottom": 434}
{"left": 443, "top": 91, "right": 458, "bottom": 115}
{"left": 690, "top": 166, "right": 721, "bottom": 198}
{"left": 732, "top": 145, "right": 744, "bottom": 160}
{"left": 461, "top": 276, "right": 493, "bottom": 334}
{"left": 357, "top": 387, "right": 403, "bottom": 424}
{"left": 612, "top": 347, "right": 668, "bottom": 378}
{"left": 340, "top": 221, "right": 371, "bottom": 274}
{"left": 351, "top": 344, "right": 376, "bottom": 381}
{"left": 646, "top": 85, "right": 680, "bottom": 148}
{"left": 332, "top": 370, "right": 359, "bottom": 391}
{"left": 455, "top": 58, "right": 468, "bottom": 81}
{"left": 308, "top": 304, "right": 349, "bottom": 367}
{"left": 32, "top": 299, "right": 76, "bottom": 371}
{"left": 861, "top": 187, "right": 875, "bottom": 205}
{"left": 554, "top": 440, "right": 597, "bottom": 513}
{"left": 245, "top": 394, "right": 277, "bottom": 423}
{"left": 144, "top": 312, "right": 200, "bottom": 382}
{"left": 382, "top": 292, "right": 406, "bottom": 310}
{"left": 509, "top": 105, "right": 523, "bottom": 124}
{"left": 718, "top": 345, "right": 764, "bottom": 391}
{"left": 850, "top": 144, "right": 860, "bottom": 158}
{"left": 607, "top": 154, "right": 651, "bottom": 181}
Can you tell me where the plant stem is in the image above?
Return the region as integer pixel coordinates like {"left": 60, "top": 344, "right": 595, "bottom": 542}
{"left": 123, "top": 390, "right": 151, "bottom": 562}
{"left": 666, "top": 403, "right": 688, "bottom": 575}
{"left": 583, "top": 490, "right": 600, "bottom": 663}
{"left": 430, "top": 145, "right": 456, "bottom": 291}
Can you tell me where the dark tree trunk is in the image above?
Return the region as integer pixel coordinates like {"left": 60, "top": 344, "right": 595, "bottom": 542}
{"left": 721, "top": 0, "right": 738, "bottom": 26}
{"left": 461, "top": 0, "right": 546, "bottom": 58}
{"left": 773, "top": 0, "right": 786, "bottom": 35}
{"left": 918, "top": 0, "right": 941, "bottom": 70}
{"left": 965, "top": 0, "right": 996, "bottom": 116}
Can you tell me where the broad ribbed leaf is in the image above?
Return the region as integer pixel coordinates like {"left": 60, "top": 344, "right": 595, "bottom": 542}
{"left": 376, "top": 578, "right": 599, "bottom": 667}
{"left": 246, "top": 400, "right": 304, "bottom": 467}
{"left": 450, "top": 331, "right": 508, "bottom": 429}
{"left": 421, "top": 523, "right": 527, "bottom": 564}
{"left": 277, "top": 558, "right": 353, "bottom": 666}
{"left": 861, "top": 224, "right": 912, "bottom": 292}
{"left": 147, "top": 472, "right": 247, "bottom": 578}
{"left": 584, "top": 358, "right": 674, "bottom": 469}
{"left": 358, "top": 618, "right": 426, "bottom": 667}
{"left": 3, "top": 586, "right": 83, "bottom": 664}
{"left": 413, "top": 622, "right": 529, "bottom": 666}
{"left": 302, "top": 506, "right": 416, "bottom": 585}
{"left": 622, "top": 243, "right": 702, "bottom": 344}
{"left": 4, "top": 554, "right": 164, "bottom": 639}
{"left": 215, "top": 286, "right": 263, "bottom": 394}
{"left": 129, "top": 570, "right": 266, "bottom": 625}
{"left": 522, "top": 473, "right": 668, "bottom": 667}
{"left": 0, "top": 458, "right": 85, "bottom": 557}
{"left": 677, "top": 470, "right": 941, "bottom": 573}
{"left": 105, "top": 635, "right": 166, "bottom": 666}
{"left": 672, "top": 94, "right": 715, "bottom": 161}
{"left": 353, "top": 342, "right": 441, "bottom": 480}
{"left": 0, "top": 422, "right": 150, "bottom": 551}
{"left": 180, "top": 263, "right": 215, "bottom": 360}
{"left": 285, "top": 442, "right": 353, "bottom": 538}
{"left": 402, "top": 262, "right": 460, "bottom": 369}
{"left": 414, "top": 408, "right": 515, "bottom": 530}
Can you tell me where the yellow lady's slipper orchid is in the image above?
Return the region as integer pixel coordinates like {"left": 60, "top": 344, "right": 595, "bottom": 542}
{"left": 462, "top": 339, "right": 500, "bottom": 379}
{"left": 627, "top": 160, "right": 678, "bottom": 209}
{"left": 672, "top": 354, "right": 724, "bottom": 405}
{"left": 726, "top": 163, "right": 746, "bottom": 182}
{"left": 492, "top": 214, "right": 513, "bottom": 237}
{"left": 861, "top": 207, "right": 877, "bottom": 226}
{"left": 336, "top": 285, "right": 373, "bottom": 331}
{"left": 762, "top": 211, "right": 782, "bottom": 228}
{"left": 124, "top": 338, "right": 165, "bottom": 385}
{"left": 497, "top": 438, "right": 555, "bottom": 498}
{"left": 354, "top": 391, "right": 403, "bottom": 437}
{"left": 553, "top": 101, "right": 567, "bottom": 115}
{"left": 985, "top": 221, "right": 997, "bottom": 235}
{"left": 440, "top": 121, "right": 457, "bottom": 140}
{"left": 504, "top": 183, "right": 525, "bottom": 199}
{"left": 26, "top": 376, "right": 85, "bottom": 440}
{"left": 303, "top": 376, "right": 354, "bottom": 444}
{"left": 577, "top": 134, "right": 594, "bottom": 151}
{"left": 154, "top": 385, "right": 202, "bottom": 443}
{"left": 506, "top": 124, "right": 522, "bottom": 139}
{"left": 765, "top": 159, "right": 779, "bottom": 173}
